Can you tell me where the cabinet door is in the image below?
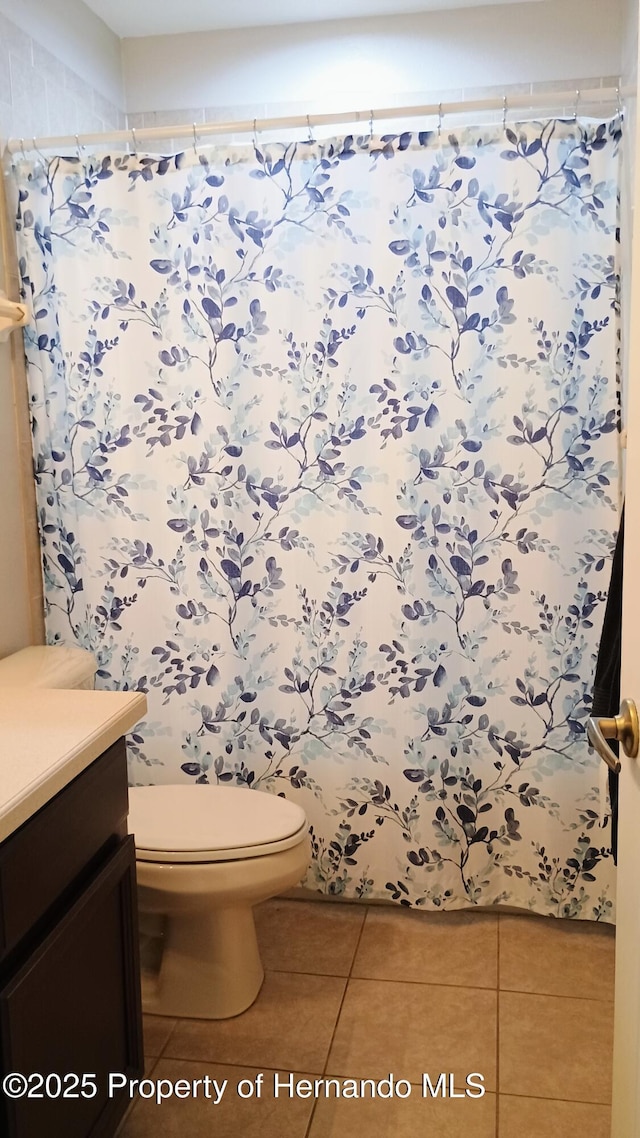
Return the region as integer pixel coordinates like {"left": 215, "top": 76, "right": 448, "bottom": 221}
{"left": 0, "top": 836, "right": 143, "bottom": 1138}
{"left": 0, "top": 739, "right": 129, "bottom": 965}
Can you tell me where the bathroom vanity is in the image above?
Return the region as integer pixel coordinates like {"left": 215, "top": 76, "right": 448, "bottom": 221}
{"left": 0, "top": 688, "right": 147, "bottom": 1138}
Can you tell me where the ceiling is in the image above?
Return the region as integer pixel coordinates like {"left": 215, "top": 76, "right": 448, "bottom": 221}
{"left": 83, "top": 0, "right": 545, "bottom": 39}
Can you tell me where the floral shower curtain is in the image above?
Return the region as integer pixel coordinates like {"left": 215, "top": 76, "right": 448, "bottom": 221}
{"left": 14, "top": 117, "right": 621, "bottom": 919}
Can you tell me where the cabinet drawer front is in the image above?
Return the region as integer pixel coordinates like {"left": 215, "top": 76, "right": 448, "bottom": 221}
{"left": 0, "top": 739, "right": 128, "bottom": 961}
{"left": 0, "top": 835, "right": 143, "bottom": 1138}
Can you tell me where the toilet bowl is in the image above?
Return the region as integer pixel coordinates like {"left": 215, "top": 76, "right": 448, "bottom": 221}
{"left": 129, "top": 784, "right": 309, "bottom": 1019}
{"left": 0, "top": 647, "right": 310, "bottom": 1020}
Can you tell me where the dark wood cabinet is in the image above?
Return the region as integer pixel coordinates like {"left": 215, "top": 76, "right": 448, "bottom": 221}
{"left": 0, "top": 739, "right": 143, "bottom": 1138}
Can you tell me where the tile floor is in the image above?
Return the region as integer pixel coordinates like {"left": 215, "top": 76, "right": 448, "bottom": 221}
{"left": 119, "top": 899, "right": 615, "bottom": 1138}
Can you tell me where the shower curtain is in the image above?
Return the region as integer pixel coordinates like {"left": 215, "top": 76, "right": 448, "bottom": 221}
{"left": 14, "top": 117, "right": 621, "bottom": 919}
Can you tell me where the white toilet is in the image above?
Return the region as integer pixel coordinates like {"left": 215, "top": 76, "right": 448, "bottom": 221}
{"left": 0, "top": 646, "right": 310, "bottom": 1020}
{"left": 129, "top": 783, "right": 308, "bottom": 1019}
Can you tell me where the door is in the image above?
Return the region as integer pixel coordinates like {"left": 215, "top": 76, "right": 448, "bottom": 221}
{"left": 609, "top": 16, "right": 640, "bottom": 1131}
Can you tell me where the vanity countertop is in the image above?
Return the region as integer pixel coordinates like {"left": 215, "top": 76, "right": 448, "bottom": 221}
{"left": 0, "top": 688, "right": 147, "bottom": 843}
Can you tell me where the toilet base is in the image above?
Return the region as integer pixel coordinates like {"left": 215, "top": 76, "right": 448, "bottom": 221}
{"left": 143, "top": 904, "right": 265, "bottom": 1019}
{"left": 135, "top": 833, "right": 310, "bottom": 1019}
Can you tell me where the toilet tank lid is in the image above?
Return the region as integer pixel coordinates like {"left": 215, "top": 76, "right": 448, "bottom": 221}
{"left": 0, "top": 646, "right": 96, "bottom": 688}
{"left": 128, "top": 784, "right": 307, "bottom": 854}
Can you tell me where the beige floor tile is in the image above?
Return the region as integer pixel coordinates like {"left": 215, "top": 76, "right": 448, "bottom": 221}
{"left": 119, "top": 1059, "right": 314, "bottom": 1138}
{"left": 143, "top": 1014, "right": 177, "bottom": 1058}
{"left": 327, "top": 978, "right": 497, "bottom": 1090}
{"left": 500, "top": 913, "right": 615, "bottom": 1001}
{"left": 255, "top": 898, "right": 366, "bottom": 975}
{"left": 499, "top": 1095, "right": 611, "bottom": 1137}
{"left": 499, "top": 992, "right": 613, "bottom": 1103}
{"left": 165, "top": 971, "right": 346, "bottom": 1072}
{"left": 309, "top": 1088, "right": 496, "bottom": 1136}
{"left": 353, "top": 908, "right": 498, "bottom": 989}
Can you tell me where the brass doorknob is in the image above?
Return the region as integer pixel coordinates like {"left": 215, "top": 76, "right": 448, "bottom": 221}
{"left": 587, "top": 698, "right": 639, "bottom": 774}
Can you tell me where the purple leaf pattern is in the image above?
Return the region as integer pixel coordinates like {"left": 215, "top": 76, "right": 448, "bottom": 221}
{"left": 14, "top": 117, "right": 621, "bottom": 919}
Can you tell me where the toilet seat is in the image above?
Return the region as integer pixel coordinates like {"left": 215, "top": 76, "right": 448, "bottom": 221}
{"left": 128, "top": 784, "right": 308, "bottom": 863}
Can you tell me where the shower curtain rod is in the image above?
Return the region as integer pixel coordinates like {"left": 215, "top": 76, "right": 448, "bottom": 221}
{"left": 6, "top": 84, "right": 627, "bottom": 155}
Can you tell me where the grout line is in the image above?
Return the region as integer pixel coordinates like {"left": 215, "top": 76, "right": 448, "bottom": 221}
{"left": 497, "top": 987, "right": 614, "bottom": 1005}
{"left": 320, "top": 981, "right": 352, "bottom": 1079}
{"left": 247, "top": 965, "right": 614, "bottom": 1004}
{"left": 309, "top": 902, "right": 370, "bottom": 1134}
{"left": 348, "top": 904, "right": 370, "bottom": 979}
{"left": 265, "top": 968, "right": 494, "bottom": 989}
{"left": 303, "top": 1091, "right": 320, "bottom": 1137}
{"left": 149, "top": 1057, "right": 328, "bottom": 1078}
{"left": 302, "top": 923, "right": 368, "bottom": 1138}
{"left": 499, "top": 1090, "right": 612, "bottom": 1107}
{"left": 156, "top": 1018, "right": 179, "bottom": 1059}
{"left": 260, "top": 966, "right": 355, "bottom": 979}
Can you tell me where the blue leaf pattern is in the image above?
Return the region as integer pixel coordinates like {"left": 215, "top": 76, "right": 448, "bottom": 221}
{"left": 14, "top": 117, "right": 621, "bottom": 919}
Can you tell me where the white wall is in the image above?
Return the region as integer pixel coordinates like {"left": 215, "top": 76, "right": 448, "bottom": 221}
{"left": 0, "top": 3, "right": 125, "bottom": 657}
{"left": 622, "top": 0, "right": 638, "bottom": 89}
{"left": 0, "top": 0, "right": 124, "bottom": 109}
{"left": 123, "top": 0, "right": 622, "bottom": 120}
{"left": 0, "top": 11, "right": 125, "bottom": 142}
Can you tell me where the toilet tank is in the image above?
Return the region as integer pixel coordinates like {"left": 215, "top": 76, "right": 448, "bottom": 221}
{"left": 0, "top": 646, "right": 96, "bottom": 690}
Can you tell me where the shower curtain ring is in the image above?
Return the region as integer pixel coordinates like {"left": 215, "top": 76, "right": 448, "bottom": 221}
{"left": 75, "top": 134, "right": 83, "bottom": 162}
{"left": 616, "top": 86, "right": 623, "bottom": 119}
{"left": 573, "top": 89, "right": 580, "bottom": 123}
{"left": 306, "top": 113, "right": 313, "bottom": 143}
{"left": 253, "top": 118, "right": 259, "bottom": 147}
{"left": 20, "top": 138, "right": 26, "bottom": 158}
{"left": 502, "top": 95, "right": 508, "bottom": 133}
{"left": 192, "top": 122, "right": 199, "bottom": 155}
{"left": 438, "top": 102, "right": 443, "bottom": 138}
{"left": 130, "top": 126, "right": 137, "bottom": 156}
{"left": 369, "top": 110, "right": 374, "bottom": 140}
